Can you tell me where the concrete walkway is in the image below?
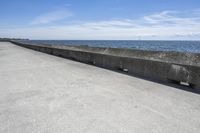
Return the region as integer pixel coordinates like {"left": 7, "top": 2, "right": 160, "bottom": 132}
{"left": 0, "top": 42, "right": 200, "bottom": 133}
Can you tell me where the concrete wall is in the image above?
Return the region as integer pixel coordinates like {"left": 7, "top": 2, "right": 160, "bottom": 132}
{"left": 11, "top": 41, "right": 200, "bottom": 89}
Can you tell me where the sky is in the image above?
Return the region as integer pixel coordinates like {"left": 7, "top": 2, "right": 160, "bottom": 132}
{"left": 0, "top": 0, "right": 200, "bottom": 40}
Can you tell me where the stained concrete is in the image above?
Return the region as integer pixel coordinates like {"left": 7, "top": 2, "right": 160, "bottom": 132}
{"left": 0, "top": 42, "right": 200, "bottom": 133}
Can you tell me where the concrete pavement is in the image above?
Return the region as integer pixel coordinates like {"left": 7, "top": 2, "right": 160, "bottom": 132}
{"left": 0, "top": 42, "right": 200, "bottom": 133}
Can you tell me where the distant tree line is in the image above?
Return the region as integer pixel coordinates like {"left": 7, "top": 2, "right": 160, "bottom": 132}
{"left": 0, "top": 38, "right": 29, "bottom": 42}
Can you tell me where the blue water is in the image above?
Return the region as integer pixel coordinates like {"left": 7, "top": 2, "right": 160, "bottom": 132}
{"left": 25, "top": 40, "right": 200, "bottom": 53}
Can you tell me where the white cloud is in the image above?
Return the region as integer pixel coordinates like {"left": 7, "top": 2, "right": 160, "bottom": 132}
{"left": 1, "top": 9, "right": 200, "bottom": 40}
{"left": 31, "top": 9, "right": 73, "bottom": 25}
{"left": 143, "top": 11, "right": 172, "bottom": 24}
{"left": 143, "top": 10, "right": 200, "bottom": 26}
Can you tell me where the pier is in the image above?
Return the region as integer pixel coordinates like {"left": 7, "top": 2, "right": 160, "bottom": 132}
{"left": 1, "top": 42, "right": 200, "bottom": 132}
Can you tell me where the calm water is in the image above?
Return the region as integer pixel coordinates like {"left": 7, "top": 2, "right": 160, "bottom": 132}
{"left": 25, "top": 40, "right": 200, "bottom": 53}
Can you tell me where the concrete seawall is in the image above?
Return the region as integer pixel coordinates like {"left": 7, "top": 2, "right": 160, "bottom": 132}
{"left": 11, "top": 41, "right": 200, "bottom": 88}
{"left": 2, "top": 41, "right": 200, "bottom": 133}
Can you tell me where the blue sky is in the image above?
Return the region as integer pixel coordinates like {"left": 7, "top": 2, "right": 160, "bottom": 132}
{"left": 0, "top": 0, "right": 200, "bottom": 40}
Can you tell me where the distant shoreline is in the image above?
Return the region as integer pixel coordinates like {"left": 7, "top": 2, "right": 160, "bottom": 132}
{"left": 18, "top": 40, "right": 200, "bottom": 53}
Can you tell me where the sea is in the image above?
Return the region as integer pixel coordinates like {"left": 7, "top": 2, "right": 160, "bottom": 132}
{"left": 25, "top": 40, "right": 200, "bottom": 53}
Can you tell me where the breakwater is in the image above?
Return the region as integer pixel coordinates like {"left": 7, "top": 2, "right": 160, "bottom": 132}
{"left": 26, "top": 40, "right": 200, "bottom": 53}
{"left": 11, "top": 41, "right": 200, "bottom": 88}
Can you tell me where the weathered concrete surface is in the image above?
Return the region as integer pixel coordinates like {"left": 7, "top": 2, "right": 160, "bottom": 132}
{"left": 1, "top": 42, "right": 200, "bottom": 133}
{"left": 11, "top": 41, "right": 200, "bottom": 88}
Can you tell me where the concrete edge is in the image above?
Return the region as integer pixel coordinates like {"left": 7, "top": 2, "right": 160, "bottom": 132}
{"left": 11, "top": 41, "right": 200, "bottom": 89}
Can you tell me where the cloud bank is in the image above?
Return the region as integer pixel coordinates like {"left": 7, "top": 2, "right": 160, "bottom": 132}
{"left": 1, "top": 9, "right": 200, "bottom": 40}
